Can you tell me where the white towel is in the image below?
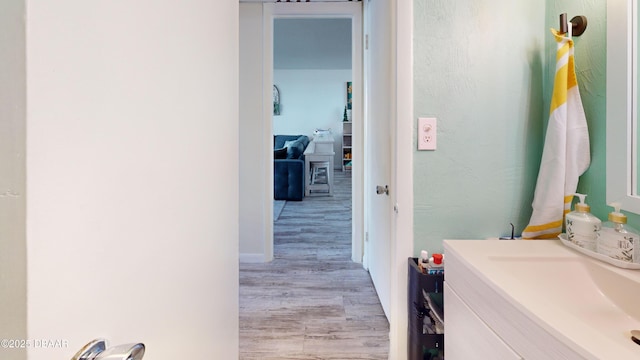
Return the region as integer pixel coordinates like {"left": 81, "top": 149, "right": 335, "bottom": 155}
{"left": 523, "top": 29, "right": 591, "bottom": 239}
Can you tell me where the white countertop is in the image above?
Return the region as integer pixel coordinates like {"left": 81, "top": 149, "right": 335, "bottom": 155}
{"left": 444, "top": 239, "right": 640, "bottom": 359}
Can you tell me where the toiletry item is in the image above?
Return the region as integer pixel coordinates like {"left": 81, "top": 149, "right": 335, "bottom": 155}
{"left": 426, "top": 253, "right": 444, "bottom": 275}
{"left": 418, "top": 250, "right": 429, "bottom": 274}
{"left": 597, "top": 202, "right": 640, "bottom": 263}
{"left": 565, "top": 193, "right": 601, "bottom": 251}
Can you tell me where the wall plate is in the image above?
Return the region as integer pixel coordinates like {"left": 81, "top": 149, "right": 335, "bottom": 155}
{"left": 418, "top": 117, "right": 437, "bottom": 150}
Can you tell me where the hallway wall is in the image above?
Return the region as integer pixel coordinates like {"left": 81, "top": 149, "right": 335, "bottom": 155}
{"left": 25, "top": 1, "right": 239, "bottom": 359}
{"left": 0, "top": 1, "right": 27, "bottom": 359}
{"left": 239, "top": 3, "right": 269, "bottom": 260}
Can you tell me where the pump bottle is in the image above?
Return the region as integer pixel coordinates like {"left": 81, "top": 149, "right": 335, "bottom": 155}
{"left": 596, "top": 202, "right": 640, "bottom": 263}
{"left": 565, "top": 193, "right": 601, "bottom": 251}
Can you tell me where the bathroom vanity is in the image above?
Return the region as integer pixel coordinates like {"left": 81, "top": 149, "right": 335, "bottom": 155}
{"left": 444, "top": 239, "right": 640, "bottom": 360}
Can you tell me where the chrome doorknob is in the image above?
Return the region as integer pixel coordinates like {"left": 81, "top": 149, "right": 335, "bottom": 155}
{"left": 72, "top": 339, "right": 145, "bottom": 360}
{"left": 376, "top": 185, "right": 389, "bottom": 195}
{"left": 72, "top": 339, "right": 106, "bottom": 360}
{"left": 95, "top": 343, "right": 145, "bottom": 360}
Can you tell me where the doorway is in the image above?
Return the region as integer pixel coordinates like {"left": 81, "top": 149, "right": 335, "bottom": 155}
{"left": 272, "top": 16, "right": 354, "bottom": 249}
{"left": 263, "top": 2, "right": 364, "bottom": 264}
{"left": 239, "top": 1, "right": 413, "bottom": 358}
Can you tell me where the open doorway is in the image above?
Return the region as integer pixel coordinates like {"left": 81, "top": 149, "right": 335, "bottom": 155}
{"left": 239, "top": 0, "right": 414, "bottom": 357}
{"left": 239, "top": 1, "right": 409, "bottom": 357}
{"left": 272, "top": 16, "right": 353, "bottom": 246}
{"left": 241, "top": 6, "right": 390, "bottom": 358}
{"left": 263, "top": 2, "right": 364, "bottom": 264}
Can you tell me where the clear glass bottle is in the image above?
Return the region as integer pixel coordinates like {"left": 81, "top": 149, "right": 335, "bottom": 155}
{"left": 597, "top": 202, "right": 640, "bottom": 263}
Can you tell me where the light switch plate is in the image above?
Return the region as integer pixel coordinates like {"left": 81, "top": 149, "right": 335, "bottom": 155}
{"left": 418, "top": 117, "right": 437, "bottom": 150}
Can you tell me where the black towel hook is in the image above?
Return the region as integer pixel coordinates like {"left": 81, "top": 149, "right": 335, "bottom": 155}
{"left": 559, "top": 13, "right": 588, "bottom": 36}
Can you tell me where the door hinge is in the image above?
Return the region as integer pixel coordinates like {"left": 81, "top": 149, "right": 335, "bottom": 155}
{"left": 365, "top": 34, "right": 369, "bottom": 50}
{"left": 365, "top": 231, "right": 369, "bottom": 242}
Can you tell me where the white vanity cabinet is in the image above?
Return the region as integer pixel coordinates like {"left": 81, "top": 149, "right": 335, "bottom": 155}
{"left": 443, "top": 239, "right": 640, "bottom": 360}
{"left": 444, "top": 282, "right": 522, "bottom": 359}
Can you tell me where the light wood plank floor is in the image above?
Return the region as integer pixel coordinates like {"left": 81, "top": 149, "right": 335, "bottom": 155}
{"left": 240, "top": 170, "right": 390, "bottom": 360}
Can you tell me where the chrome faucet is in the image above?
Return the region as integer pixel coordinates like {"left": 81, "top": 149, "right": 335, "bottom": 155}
{"left": 72, "top": 339, "right": 145, "bottom": 360}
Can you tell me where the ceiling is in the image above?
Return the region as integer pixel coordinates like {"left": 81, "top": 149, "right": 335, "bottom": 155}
{"left": 274, "top": 18, "right": 352, "bottom": 70}
{"left": 241, "top": 1, "right": 359, "bottom": 2}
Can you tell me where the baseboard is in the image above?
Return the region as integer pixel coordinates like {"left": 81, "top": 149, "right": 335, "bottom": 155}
{"left": 239, "top": 253, "right": 268, "bottom": 263}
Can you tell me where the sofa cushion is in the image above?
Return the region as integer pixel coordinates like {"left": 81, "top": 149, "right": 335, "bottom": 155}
{"left": 274, "top": 135, "right": 303, "bottom": 149}
{"left": 286, "top": 140, "right": 305, "bottom": 159}
{"left": 274, "top": 147, "right": 287, "bottom": 159}
{"left": 274, "top": 160, "right": 304, "bottom": 201}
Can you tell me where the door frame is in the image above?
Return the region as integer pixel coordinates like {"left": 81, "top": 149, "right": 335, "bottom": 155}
{"left": 262, "top": 2, "right": 364, "bottom": 263}
{"left": 389, "top": 1, "right": 414, "bottom": 359}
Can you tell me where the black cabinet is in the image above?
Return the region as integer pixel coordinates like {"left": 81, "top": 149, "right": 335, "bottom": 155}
{"left": 408, "top": 257, "right": 444, "bottom": 360}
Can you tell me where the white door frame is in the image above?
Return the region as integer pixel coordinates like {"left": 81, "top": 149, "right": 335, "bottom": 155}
{"left": 262, "top": 2, "right": 364, "bottom": 264}
{"left": 389, "top": 1, "right": 414, "bottom": 359}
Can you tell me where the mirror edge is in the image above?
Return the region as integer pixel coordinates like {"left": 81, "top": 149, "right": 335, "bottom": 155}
{"left": 606, "top": 0, "right": 640, "bottom": 213}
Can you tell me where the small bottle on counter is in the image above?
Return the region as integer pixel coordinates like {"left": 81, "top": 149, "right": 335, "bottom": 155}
{"left": 418, "top": 250, "right": 429, "bottom": 274}
{"left": 565, "top": 193, "right": 601, "bottom": 251}
{"left": 597, "top": 202, "right": 640, "bottom": 263}
{"left": 426, "top": 253, "right": 444, "bottom": 275}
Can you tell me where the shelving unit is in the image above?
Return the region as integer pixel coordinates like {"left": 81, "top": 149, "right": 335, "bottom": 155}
{"left": 342, "top": 121, "right": 352, "bottom": 171}
{"left": 408, "top": 258, "right": 444, "bottom": 360}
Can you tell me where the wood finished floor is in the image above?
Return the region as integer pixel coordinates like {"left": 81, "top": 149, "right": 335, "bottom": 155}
{"left": 240, "top": 171, "right": 390, "bottom": 360}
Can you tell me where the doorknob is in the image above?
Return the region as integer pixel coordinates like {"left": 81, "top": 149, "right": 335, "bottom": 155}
{"left": 72, "top": 339, "right": 145, "bottom": 360}
{"left": 94, "top": 343, "right": 145, "bottom": 360}
{"left": 71, "top": 339, "right": 105, "bottom": 360}
{"left": 376, "top": 185, "right": 389, "bottom": 195}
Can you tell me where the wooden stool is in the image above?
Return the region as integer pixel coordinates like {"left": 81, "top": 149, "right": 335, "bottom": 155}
{"left": 310, "top": 161, "right": 330, "bottom": 184}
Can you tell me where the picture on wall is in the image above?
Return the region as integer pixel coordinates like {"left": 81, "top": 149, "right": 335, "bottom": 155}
{"left": 273, "top": 85, "right": 281, "bottom": 116}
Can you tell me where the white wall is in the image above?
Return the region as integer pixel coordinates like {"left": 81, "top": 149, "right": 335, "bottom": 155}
{"left": 0, "top": 1, "right": 27, "bottom": 359}
{"left": 25, "top": 1, "right": 239, "bottom": 359}
{"left": 274, "top": 69, "right": 352, "bottom": 167}
{"left": 239, "top": 3, "right": 269, "bottom": 261}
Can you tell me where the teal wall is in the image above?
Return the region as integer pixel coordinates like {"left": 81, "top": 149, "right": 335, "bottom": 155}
{"left": 413, "top": 1, "right": 546, "bottom": 253}
{"left": 414, "top": 0, "right": 640, "bottom": 255}
{"left": 549, "top": 1, "right": 640, "bottom": 227}
{"left": 545, "top": 1, "right": 611, "bottom": 225}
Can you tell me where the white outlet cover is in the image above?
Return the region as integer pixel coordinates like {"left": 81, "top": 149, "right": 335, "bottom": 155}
{"left": 418, "top": 117, "right": 437, "bottom": 150}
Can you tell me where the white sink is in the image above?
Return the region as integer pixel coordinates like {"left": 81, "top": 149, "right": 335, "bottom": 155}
{"left": 444, "top": 240, "right": 640, "bottom": 359}
{"left": 489, "top": 255, "right": 640, "bottom": 334}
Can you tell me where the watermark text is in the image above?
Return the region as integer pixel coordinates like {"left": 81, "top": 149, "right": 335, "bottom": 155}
{"left": 1, "top": 339, "right": 69, "bottom": 349}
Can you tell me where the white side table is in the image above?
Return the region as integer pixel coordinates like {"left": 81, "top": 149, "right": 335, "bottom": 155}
{"left": 304, "top": 140, "right": 334, "bottom": 196}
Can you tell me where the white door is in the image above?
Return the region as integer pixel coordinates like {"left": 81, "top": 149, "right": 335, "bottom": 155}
{"left": 364, "top": 0, "right": 394, "bottom": 318}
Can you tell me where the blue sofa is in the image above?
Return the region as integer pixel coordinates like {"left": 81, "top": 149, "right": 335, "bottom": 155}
{"left": 274, "top": 135, "right": 310, "bottom": 201}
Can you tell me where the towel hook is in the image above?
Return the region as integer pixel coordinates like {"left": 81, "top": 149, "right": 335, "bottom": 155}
{"left": 559, "top": 13, "right": 588, "bottom": 36}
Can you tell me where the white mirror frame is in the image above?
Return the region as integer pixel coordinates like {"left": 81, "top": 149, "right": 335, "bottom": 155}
{"left": 607, "top": 0, "right": 640, "bottom": 213}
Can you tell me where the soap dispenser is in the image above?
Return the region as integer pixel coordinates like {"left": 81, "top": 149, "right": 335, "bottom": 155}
{"left": 565, "top": 193, "right": 601, "bottom": 251}
{"left": 597, "top": 202, "right": 640, "bottom": 263}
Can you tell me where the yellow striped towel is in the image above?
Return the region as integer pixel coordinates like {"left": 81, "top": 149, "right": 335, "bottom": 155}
{"left": 522, "top": 29, "right": 591, "bottom": 239}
